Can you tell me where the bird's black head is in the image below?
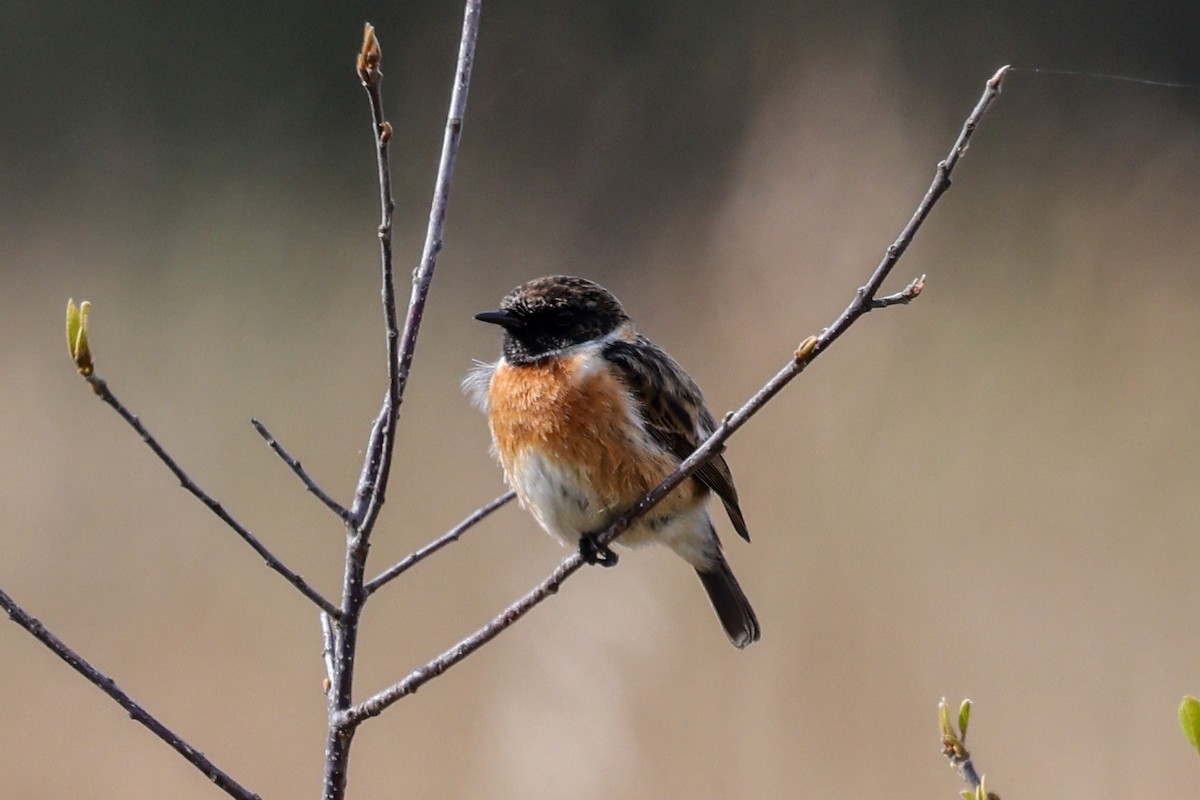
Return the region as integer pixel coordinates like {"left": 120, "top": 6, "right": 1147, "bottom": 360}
{"left": 475, "top": 275, "right": 630, "bottom": 363}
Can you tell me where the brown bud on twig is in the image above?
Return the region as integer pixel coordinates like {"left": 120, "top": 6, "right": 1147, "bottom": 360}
{"left": 356, "top": 23, "right": 382, "bottom": 86}
{"left": 794, "top": 335, "right": 818, "bottom": 363}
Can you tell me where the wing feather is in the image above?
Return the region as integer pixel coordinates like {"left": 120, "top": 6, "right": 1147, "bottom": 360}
{"left": 604, "top": 336, "right": 751, "bottom": 542}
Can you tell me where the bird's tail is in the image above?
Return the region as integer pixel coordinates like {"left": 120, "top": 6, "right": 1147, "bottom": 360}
{"left": 695, "top": 555, "right": 761, "bottom": 649}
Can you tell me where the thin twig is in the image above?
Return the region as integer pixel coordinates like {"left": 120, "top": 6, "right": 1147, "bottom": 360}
{"left": 324, "top": 22, "right": 400, "bottom": 797}
{"left": 395, "top": 1, "right": 480, "bottom": 412}
{"left": 347, "top": 19, "right": 402, "bottom": 531}
{"left": 0, "top": 585, "right": 261, "bottom": 800}
{"left": 340, "top": 65, "right": 1011, "bottom": 727}
{"left": 364, "top": 490, "right": 515, "bottom": 595}
{"left": 323, "top": 13, "right": 483, "bottom": 800}
{"left": 871, "top": 273, "right": 925, "bottom": 309}
{"left": 251, "top": 419, "right": 349, "bottom": 521}
{"left": 350, "top": 0, "right": 481, "bottom": 536}
{"left": 323, "top": 24, "right": 398, "bottom": 800}
{"left": 84, "top": 375, "right": 339, "bottom": 619}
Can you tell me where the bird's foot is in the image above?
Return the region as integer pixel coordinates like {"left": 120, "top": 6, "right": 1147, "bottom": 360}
{"left": 579, "top": 534, "right": 619, "bottom": 567}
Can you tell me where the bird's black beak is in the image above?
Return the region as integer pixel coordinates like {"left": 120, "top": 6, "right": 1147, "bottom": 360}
{"left": 474, "top": 310, "right": 523, "bottom": 330}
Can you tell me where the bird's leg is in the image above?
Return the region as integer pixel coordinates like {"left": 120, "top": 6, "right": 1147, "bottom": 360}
{"left": 579, "top": 533, "right": 619, "bottom": 567}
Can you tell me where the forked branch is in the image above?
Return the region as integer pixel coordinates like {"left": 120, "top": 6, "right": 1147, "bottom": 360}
{"left": 88, "top": 375, "right": 338, "bottom": 618}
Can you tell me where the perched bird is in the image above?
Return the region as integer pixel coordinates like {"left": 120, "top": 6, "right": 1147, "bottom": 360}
{"left": 465, "top": 275, "right": 760, "bottom": 648}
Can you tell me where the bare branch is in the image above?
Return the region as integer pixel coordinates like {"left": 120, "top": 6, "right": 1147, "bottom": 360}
{"left": 394, "top": 1, "right": 480, "bottom": 413}
{"left": 347, "top": 19, "right": 402, "bottom": 532}
{"left": 322, "top": 26, "right": 401, "bottom": 798}
{"left": 364, "top": 490, "right": 515, "bottom": 595}
{"left": 342, "top": 65, "right": 1011, "bottom": 725}
{"left": 0, "top": 585, "right": 261, "bottom": 800}
{"left": 350, "top": 0, "right": 481, "bottom": 536}
{"left": 324, "top": 11, "right": 483, "bottom": 800}
{"left": 83, "top": 375, "right": 339, "bottom": 618}
{"left": 251, "top": 419, "right": 349, "bottom": 521}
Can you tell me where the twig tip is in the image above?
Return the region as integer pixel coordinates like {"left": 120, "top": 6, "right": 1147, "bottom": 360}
{"left": 65, "top": 298, "right": 95, "bottom": 377}
{"left": 357, "top": 23, "right": 382, "bottom": 86}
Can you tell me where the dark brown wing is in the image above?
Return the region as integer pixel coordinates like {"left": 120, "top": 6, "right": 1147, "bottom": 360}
{"left": 604, "top": 335, "right": 751, "bottom": 542}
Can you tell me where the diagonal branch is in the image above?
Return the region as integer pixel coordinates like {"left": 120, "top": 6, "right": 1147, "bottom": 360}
{"left": 365, "top": 490, "right": 515, "bottom": 595}
{"left": 339, "top": 65, "right": 1011, "bottom": 728}
{"left": 592, "top": 66, "right": 1007, "bottom": 556}
{"left": 0, "top": 585, "right": 261, "bottom": 800}
{"left": 84, "top": 375, "right": 339, "bottom": 618}
{"left": 251, "top": 418, "right": 349, "bottom": 521}
{"left": 340, "top": 555, "right": 585, "bottom": 726}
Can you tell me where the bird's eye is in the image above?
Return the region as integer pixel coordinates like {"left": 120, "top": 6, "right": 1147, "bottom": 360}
{"left": 553, "top": 309, "right": 575, "bottom": 326}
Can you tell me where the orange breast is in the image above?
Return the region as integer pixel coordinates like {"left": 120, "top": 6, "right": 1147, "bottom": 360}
{"left": 487, "top": 353, "right": 693, "bottom": 512}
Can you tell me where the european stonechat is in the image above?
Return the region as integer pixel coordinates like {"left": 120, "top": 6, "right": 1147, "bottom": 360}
{"left": 466, "top": 275, "right": 760, "bottom": 648}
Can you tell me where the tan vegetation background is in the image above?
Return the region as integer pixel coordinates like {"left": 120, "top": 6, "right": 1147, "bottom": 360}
{"left": 2, "top": 2, "right": 1199, "bottom": 798}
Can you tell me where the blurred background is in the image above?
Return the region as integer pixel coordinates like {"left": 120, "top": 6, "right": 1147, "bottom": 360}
{"left": 2, "top": 1, "right": 1199, "bottom": 797}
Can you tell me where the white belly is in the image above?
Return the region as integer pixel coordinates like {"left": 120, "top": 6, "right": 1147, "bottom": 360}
{"left": 514, "top": 451, "right": 609, "bottom": 545}
{"left": 511, "top": 450, "right": 716, "bottom": 567}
